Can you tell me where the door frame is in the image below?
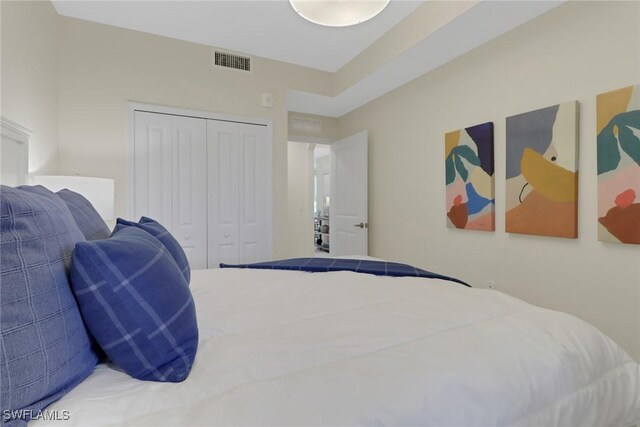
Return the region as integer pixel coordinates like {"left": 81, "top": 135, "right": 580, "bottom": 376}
{"left": 128, "top": 101, "right": 274, "bottom": 261}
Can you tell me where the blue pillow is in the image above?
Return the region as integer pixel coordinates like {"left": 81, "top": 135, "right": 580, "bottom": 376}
{"left": 114, "top": 217, "right": 190, "bottom": 284}
{"left": 56, "top": 188, "right": 110, "bottom": 241}
{"left": 0, "top": 185, "right": 98, "bottom": 424}
{"left": 17, "top": 184, "right": 73, "bottom": 215}
{"left": 69, "top": 226, "right": 198, "bottom": 382}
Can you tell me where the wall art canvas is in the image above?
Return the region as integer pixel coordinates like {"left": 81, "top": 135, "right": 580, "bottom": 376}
{"left": 505, "top": 101, "right": 579, "bottom": 238}
{"left": 597, "top": 85, "right": 640, "bottom": 244}
{"left": 445, "top": 122, "right": 495, "bottom": 231}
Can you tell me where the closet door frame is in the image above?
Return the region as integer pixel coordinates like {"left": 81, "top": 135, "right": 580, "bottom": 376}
{"left": 128, "top": 102, "right": 273, "bottom": 262}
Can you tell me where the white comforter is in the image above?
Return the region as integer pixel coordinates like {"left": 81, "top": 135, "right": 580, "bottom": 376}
{"left": 37, "top": 267, "right": 640, "bottom": 426}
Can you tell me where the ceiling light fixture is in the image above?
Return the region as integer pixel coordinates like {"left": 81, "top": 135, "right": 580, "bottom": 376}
{"left": 289, "top": 0, "right": 391, "bottom": 27}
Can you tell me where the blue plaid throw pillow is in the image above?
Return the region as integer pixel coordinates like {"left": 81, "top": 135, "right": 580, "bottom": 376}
{"left": 114, "top": 217, "right": 190, "bottom": 284}
{"left": 70, "top": 226, "right": 198, "bottom": 382}
{"left": 56, "top": 189, "right": 110, "bottom": 241}
{"left": 0, "top": 186, "right": 98, "bottom": 424}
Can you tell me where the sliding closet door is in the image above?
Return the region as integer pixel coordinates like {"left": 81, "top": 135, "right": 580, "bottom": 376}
{"left": 171, "top": 116, "right": 207, "bottom": 269}
{"left": 133, "top": 111, "right": 172, "bottom": 227}
{"left": 238, "top": 124, "right": 270, "bottom": 264}
{"left": 134, "top": 111, "right": 207, "bottom": 269}
{"left": 207, "top": 120, "right": 239, "bottom": 266}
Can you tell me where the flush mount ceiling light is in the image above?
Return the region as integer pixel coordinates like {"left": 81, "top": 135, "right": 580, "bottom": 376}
{"left": 289, "top": 0, "right": 391, "bottom": 27}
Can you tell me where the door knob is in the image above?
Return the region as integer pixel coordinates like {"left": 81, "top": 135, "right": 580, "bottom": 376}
{"left": 354, "top": 222, "right": 365, "bottom": 229}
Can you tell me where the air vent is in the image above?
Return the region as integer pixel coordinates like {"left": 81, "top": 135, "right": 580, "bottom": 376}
{"left": 291, "top": 116, "right": 322, "bottom": 134}
{"left": 214, "top": 51, "right": 251, "bottom": 72}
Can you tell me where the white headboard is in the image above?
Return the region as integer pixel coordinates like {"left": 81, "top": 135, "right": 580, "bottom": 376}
{"left": 1, "top": 117, "right": 31, "bottom": 186}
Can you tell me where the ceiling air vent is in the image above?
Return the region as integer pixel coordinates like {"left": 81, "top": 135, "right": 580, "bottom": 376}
{"left": 214, "top": 51, "right": 251, "bottom": 72}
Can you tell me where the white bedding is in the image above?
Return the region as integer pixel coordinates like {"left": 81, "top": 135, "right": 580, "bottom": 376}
{"left": 36, "top": 267, "right": 640, "bottom": 426}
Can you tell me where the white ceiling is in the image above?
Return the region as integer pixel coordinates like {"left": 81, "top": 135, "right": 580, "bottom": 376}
{"left": 51, "top": 0, "right": 564, "bottom": 117}
{"left": 51, "top": 0, "right": 423, "bottom": 72}
{"left": 289, "top": 1, "right": 564, "bottom": 117}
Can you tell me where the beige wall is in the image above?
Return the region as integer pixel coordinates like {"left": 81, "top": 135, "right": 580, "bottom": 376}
{"left": 1, "top": 0, "right": 59, "bottom": 174}
{"left": 338, "top": 1, "right": 640, "bottom": 359}
{"left": 56, "top": 16, "right": 332, "bottom": 258}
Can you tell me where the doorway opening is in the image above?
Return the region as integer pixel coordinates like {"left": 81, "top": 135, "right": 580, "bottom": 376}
{"left": 287, "top": 140, "right": 332, "bottom": 258}
{"left": 287, "top": 131, "right": 368, "bottom": 258}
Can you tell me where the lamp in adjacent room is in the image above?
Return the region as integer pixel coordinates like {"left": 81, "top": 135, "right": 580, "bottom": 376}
{"left": 33, "top": 175, "right": 115, "bottom": 221}
{"left": 289, "top": 0, "right": 390, "bottom": 27}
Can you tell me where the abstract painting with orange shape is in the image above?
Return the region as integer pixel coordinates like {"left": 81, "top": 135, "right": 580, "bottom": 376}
{"left": 505, "top": 101, "right": 579, "bottom": 238}
{"left": 597, "top": 85, "right": 640, "bottom": 245}
{"left": 445, "top": 122, "right": 494, "bottom": 231}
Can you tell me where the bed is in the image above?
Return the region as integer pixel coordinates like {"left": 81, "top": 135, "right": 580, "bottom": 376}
{"left": 33, "top": 265, "right": 640, "bottom": 426}
{"left": 2, "top": 122, "right": 638, "bottom": 426}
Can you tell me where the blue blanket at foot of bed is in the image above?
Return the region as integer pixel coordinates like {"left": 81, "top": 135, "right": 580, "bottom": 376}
{"left": 220, "top": 258, "right": 470, "bottom": 287}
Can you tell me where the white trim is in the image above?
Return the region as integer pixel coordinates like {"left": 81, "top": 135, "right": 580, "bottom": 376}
{"left": 127, "top": 102, "right": 274, "bottom": 261}
{"left": 1, "top": 117, "right": 32, "bottom": 186}
{"left": 289, "top": 135, "right": 334, "bottom": 145}
{"left": 264, "top": 123, "right": 274, "bottom": 260}
{"left": 128, "top": 107, "right": 136, "bottom": 219}
{"left": 129, "top": 102, "right": 271, "bottom": 127}
{"left": 1, "top": 117, "right": 33, "bottom": 139}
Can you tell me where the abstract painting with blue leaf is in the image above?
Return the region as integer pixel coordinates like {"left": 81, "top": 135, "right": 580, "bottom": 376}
{"left": 597, "top": 85, "right": 640, "bottom": 245}
{"left": 445, "top": 122, "right": 495, "bottom": 231}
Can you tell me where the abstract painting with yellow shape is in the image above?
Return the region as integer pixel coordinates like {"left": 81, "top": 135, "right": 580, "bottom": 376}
{"left": 505, "top": 101, "right": 579, "bottom": 238}
{"left": 445, "top": 122, "right": 494, "bottom": 231}
{"left": 597, "top": 85, "right": 640, "bottom": 245}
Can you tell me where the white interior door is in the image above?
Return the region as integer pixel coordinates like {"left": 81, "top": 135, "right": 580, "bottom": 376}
{"left": 330, "top": 131, "right": 368, "bottom": 256}
{"left": 134, "top": 111, "right": 207, "bottom": 269}
{"left": 237, "top": 123, "right": 270, "bottom": 264}
{"left": 133, "top": 111, "right": 172, "bottom": 226}
{"left": 134, "top": 108, "right": 272, "bottom": 270}
{"left": 207, "top": 120, "right": 240, "bottom": 266}
{"left": 207, "top": 120, "right": 271, "bottom": 267}
{"left": 171, "top": 116, "right": 207, "bottom": 269}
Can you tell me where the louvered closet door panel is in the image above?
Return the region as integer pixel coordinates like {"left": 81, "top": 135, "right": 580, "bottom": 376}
{"left": 207, "top": 120, "right": 239, "bottom": 267}
{"left": 134, "top": 111, "right": 172, "bottom": 226}
{"left": 238, "top": 123, "right": 270, "bottom": 263}
{"left": 171, "top": 116, "right": 207, "bottom": 269}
